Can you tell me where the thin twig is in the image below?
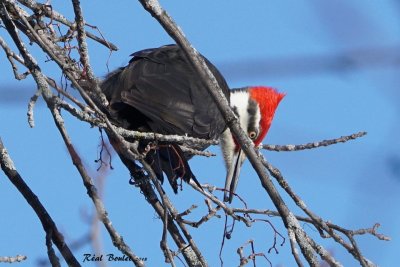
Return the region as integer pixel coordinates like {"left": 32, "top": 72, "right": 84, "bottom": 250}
{"left": 91, "top": 161, "right": 108, "bottom": 267}
{"left": 0, "top": 35, "right": 30, "bottom": 80}
{"left": 27, "top": 88, "right": 41, "bottom": 128}
{"left": 189, "top": 181, "right": 252, "bottom": 227}
{"left": 0, "top": 255, "right": 27, "bottom": 263}
{"left": 219, "top": 214, "right": 228, "bottom": 266}
{"left": 45, "top": 76, "right": 89, "bottom": 111}
{"left": 160, "top": 197, "right": 176, "bottom": 266}
{"left": 233, "top": 208, "right": 389, "bottom": 241}
{"left": 262, "top": 131, "right": 367, "bottom": 151}
{"left": 237, "top": 240, "right": 272, "bottom": 267}
{"left": 176, "top": 200, "right": 221, "bottom": 228}
{"left": 180, "top": 146, "right": 216, "bottom": 157}
{"left": 348, "top": 223, "right": 390, "bottom": 241}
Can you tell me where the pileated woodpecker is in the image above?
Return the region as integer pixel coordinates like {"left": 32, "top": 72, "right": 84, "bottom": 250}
{"left": 101, "top": 45, "right": 284, "bottom": 201}
{"left": 101, "top": 45, "right": 230, "bottom": 192}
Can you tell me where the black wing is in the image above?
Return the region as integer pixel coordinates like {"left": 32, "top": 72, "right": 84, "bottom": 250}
{"left": 102, "top": 44, "right": 230, "bottom": 140}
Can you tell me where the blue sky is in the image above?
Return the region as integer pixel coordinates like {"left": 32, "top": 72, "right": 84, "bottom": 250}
{"left": 1, "top": 1, "right": 399, "bottom": 266}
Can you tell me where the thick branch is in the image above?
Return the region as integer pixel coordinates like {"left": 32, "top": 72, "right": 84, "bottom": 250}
{"left": 0, "top": 138, "right": 80, "bottom": 266}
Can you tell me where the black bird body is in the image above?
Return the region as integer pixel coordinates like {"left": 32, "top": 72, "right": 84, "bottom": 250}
{"left": 101, "top": 45, "right": 230, "bottom": 192}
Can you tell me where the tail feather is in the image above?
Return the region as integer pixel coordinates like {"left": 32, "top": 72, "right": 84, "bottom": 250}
{"left": 144, "top": 142, "right": 201, "bottom": 193}
{"left": 144, "top": 148, "right": 164, "bottom": 183}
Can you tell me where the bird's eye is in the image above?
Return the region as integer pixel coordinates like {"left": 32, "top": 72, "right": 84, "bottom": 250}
{"left": 248, "top": 131, "right": 257, "bottom": 140}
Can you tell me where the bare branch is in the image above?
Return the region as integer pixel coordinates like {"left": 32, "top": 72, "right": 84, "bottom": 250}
{"left": 288, "top": 228, "right": 304, "bottom": 267}
{"left": 262, "top": 131, "right": 367, "bottom": 152}
{"left": 160, "top": 197, "right": 176, "bottom": 266}
{"left": 0, "top": 255, "right": 27, "bottom": 263}
{"left": 176, "top": 200, "right": 222, "bottom": 228}
{"left": 45, "top": 76, "right": 89, "bottom": 111}
{"left": 189, "top": 181, "right": 252, "bottom": 227}
{"left": 0, "top": 36, "right": 30, "bottom": 80}
{"left": 349, "top": 223, "right": 390, "bottom": 241}
{"left": 180, "top": 146, "right": 216, "bottom": 157}
{"left": 90, "top": 167, "right": 107, "bottom": 267}
{"left": 305, "top": 235, "right": 342, "bottom": 267}
{"left": 71, "top": 0, "right": 92, "bottom": 73}
{"left": 233, "top": 208, "right": 389, "bottom": 241}
{"left": 45, "top": 232, "right": 61, "bottom": 267}
{"left": 0, "top": 138, "right": 80, "bottom": 266}
{"left": 237, "top": 240, "right": 272, "bottom": 267}
{"left": 27, "top": 88, "right": 41, "bottom": 128}
{"left": 71, "top": 0, "right": 107, "bottom": 105}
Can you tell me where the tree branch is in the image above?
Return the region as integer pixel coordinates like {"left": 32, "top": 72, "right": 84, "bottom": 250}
{"left": 71, "top": 0, "right": 108, "bottom": 105}
{"left": 0, "top": 255, "right": 27, "bottom": 263}
{"left": 262, "top": 131, "right": 367, "bottom": 152}
{"left": 0, "top": 138, "right": 80, "bottom": 266}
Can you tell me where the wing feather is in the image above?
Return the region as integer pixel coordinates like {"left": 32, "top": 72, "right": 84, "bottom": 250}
{"left": 102, "top": 45, "right": 230, "bottom": 139}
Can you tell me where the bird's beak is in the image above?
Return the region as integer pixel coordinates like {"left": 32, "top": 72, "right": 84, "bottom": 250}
{"left": 223, "top": 149, "right": 246, "bottom": 203}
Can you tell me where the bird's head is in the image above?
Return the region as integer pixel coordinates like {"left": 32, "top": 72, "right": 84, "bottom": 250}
{"left": 221, "top": 86, "right": 285, "bottom": 203}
